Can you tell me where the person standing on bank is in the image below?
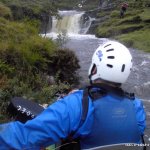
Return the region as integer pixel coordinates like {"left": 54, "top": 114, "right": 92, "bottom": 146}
{"left": 0, "top": 41, "right": 146, "bottom": 149}
{"left": 120, "top": 2, "right": 128, "bottom": 18}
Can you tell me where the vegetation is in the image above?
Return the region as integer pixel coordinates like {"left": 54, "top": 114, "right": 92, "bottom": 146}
{"left": 0, "top": 2, "right": 80, "bottom": 122}
{"left": 1, "top": 0, "right": 58, "bottom": 18}
{"left": 49, "top": 48, "right": 80, "bottom": 84}
{"left": 0, "top": 2, "right": 12, "bottom": 19}
{"left": 1, "top": 0, "right": 58, "bottom": 34}
{"left": 96, "top": 1, "right": 150, "bottom": 52}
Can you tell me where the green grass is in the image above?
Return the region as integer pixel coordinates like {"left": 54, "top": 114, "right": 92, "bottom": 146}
{"left": 96, "top": 18, "right": 143, "bottom": 38}
{"left": 140, "top": 8, "right": 150, "bottom": 22}
{"left": 116, "top": 29, "right": 150, "bottom": 52}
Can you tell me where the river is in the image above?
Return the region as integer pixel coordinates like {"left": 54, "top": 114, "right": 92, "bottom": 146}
{"left": 45, "top": 10, "right": 150, "bottom": 145}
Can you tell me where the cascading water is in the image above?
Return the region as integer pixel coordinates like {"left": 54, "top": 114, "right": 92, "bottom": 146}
{"left": 52, "top": 11, "right": 83, "bottom": 34}
{"left": 46, "top": 10, "right": 95, "bottom": 38}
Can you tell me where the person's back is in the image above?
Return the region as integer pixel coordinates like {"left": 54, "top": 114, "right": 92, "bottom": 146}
{"left": 58, "top": 84, "right": 145, "bottom": 150}
{"left": 80, "top": 41, "right": 146, "bottom": 149}
{"left": 80, "top": 88, "right": 141, "bottom": 149}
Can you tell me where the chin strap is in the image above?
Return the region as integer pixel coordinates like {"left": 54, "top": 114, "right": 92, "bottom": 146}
{"left": 88, "top": 74, "right": 93, "bottom": 85}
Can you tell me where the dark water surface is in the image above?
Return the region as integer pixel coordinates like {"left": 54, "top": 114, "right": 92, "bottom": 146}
{"left": 65, "top": 36, "right": 150, "bottom": 144}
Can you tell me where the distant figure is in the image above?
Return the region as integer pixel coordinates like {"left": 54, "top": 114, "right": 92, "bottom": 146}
{"left": 120, "top": 2, "right": 128, "bottom": 18}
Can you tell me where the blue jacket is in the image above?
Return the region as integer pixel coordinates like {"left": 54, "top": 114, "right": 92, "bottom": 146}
{"left": 0, "top": 90, "right": 146, "bottom": 149}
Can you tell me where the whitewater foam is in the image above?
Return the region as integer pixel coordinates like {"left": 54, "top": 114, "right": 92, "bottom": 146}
{"left": 42, "top": 32, "right": 98, "bottom": 40}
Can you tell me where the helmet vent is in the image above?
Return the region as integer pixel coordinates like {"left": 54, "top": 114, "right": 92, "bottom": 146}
{"left": 104, "top": 44, "right": 111, "bottom": 48}
{"left": 121, "top": 64, "right": 125, "bottom": 72}
{"left": 106, "top": 49, "right": 114, "bottom": 52}
{"left": 107, "top": 56, "right": 115, "bottom": 59}
{"left": 107, "top": 64, "right": 113, "bottom": 68}
{"left": 91, "top": 64, "right": 97, "bottom": 75}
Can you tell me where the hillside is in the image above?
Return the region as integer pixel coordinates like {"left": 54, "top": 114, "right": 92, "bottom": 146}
{"left": 95, "top": 0, "right": 150, "bottom": 52}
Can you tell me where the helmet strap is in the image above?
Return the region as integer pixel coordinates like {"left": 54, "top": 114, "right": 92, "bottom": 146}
{"left": 88, "top": 74, "right": 93, "bottom": 85}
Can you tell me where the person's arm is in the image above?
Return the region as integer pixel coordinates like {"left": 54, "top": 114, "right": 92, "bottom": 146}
{"left": 0, "top": 91, "right": 83, "bottom": 149}
{"left": 133, "top": 98, "right": 146, "bottom": 135}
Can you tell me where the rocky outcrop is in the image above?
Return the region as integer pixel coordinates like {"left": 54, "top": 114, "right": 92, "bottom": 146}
{"left": 87, "top": 16, "right": 109, "bottom": 34}
{"left": 84, "top": 2, "right": 115, "bottom": 34}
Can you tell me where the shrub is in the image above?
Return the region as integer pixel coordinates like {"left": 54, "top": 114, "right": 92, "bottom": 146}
{"left": 48, "top": 48, "right": 80, "bottom": 85}
{"left": 56, "top": 30, "right": 70, "bottom": 48}
{"left": 0, "top": 2, "right": 12, "bottom": 19}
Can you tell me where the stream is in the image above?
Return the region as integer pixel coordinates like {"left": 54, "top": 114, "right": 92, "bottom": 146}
{"left": 45, "top": 10, "right": 150, "bottom": 145}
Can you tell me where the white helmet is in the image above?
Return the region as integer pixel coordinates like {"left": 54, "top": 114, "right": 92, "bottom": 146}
{"left": 88, "top": 41, "right": 132, "bottom": 84}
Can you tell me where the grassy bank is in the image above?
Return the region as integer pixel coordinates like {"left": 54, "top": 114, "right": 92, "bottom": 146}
{"left": 96, "top": 2, "right": 150, "bottom": 52}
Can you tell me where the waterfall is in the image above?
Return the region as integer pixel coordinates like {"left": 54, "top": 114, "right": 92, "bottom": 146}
{"left": 52, "top": 11, "right": 84, "bottom": 34}
{"left": 47, "top": 10, "right": 94, "bottom": 38}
